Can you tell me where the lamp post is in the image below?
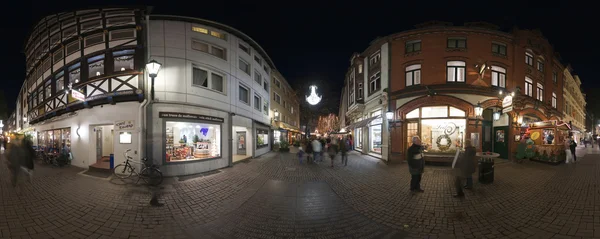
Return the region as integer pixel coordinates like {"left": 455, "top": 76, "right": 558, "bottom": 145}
{"left": 145, "top": 60, "right": 162, "bottom": 101}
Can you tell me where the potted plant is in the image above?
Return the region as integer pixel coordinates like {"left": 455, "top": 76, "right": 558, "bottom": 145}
{"left": 279, "top": 141, "right": 290, "bottom": 152}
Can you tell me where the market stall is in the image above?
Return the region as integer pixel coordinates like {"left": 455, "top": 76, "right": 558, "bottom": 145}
{"left": 518, "top": 121, "right": 569, "bottom": 165}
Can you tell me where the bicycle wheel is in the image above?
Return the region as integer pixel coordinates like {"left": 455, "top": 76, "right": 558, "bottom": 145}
{"left": 113, "top": 164, "right": 133, "bottom": 179}
{"left": 140, "top": 167, "right": 163, "bottom": 186}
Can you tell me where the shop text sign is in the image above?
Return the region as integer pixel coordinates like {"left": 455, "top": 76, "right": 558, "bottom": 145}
{"left": 502, "top": 96, "right": 513, "bottom": 108}
{"left": 115, "top": 120, "right": 135, "bottom": 130}
{"left": 159, "top": 112, "right": 224, "bottom": 123}
{"left": 71, "top": 90, "right": 85, "bottom": 101}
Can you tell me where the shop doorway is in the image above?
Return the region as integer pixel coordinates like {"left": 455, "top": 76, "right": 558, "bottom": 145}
{"left": 493, "top": 126, "right": 509, "bottom": 159}
{"left": 91, "top": 125, "right": 114, "bottom": 170}
{"left": 482, "top": 121, "right": 493, "bottom": 152}
{"left": 236, "top": 131, "right": 246, "bottom": 155}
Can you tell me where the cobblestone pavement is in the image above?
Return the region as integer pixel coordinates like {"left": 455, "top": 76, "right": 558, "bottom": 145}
{"left": 0, "top": 145, "right": 599, "bottom": 239}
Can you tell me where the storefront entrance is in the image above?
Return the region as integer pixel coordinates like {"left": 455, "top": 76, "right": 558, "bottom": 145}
{"left": 92, "top": 125, "right": 114, "bottom": 169}
{"left": 236, "top": 131, "right": 246, "bottom": 155}
{"left": 494, "top": 126, "right": 509, "bottom": 159}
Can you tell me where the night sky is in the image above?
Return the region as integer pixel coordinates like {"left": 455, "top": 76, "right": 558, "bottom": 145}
{"left": 1, "top": 1, "right": 597, "bottom": 118}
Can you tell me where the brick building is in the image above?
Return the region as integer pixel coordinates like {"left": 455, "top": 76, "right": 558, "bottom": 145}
{"left": 343, "top": 21, "right": 579, "bottom": 163}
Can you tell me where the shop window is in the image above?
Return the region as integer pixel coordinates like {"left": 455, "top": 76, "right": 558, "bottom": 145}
{"left": 421, "top": 118, "right": 465, "bottom": 154}
{"left": 369, "top": 110, "right": 382, "bottom": 154}
{"left": 239, "top": 58, "right": 250, "bottom": 75}
{"left": 263, "top": 100, "right": 268, "bottom": 115}
{"left": 254, "top": 70, "right": 262, "bottom": 84}
{"left": 405, "top": 64, "right": 421, "bottom": 86}
{"left": 87, "top": 54, "right": 105, "bottom": 77}
{"left": 491, "top": 66, "right": 506, "bottom": 88}
{"left": 449, "top": 107, "right": 465, "bottom": 117}
{"left": 421, "top": 106, "right": 448, "bottom": 118}
{"left": 406, "top": 108, "right": 419, "bottom": 119}
{"left": 254, "top": 94, "right": 261, "bottom": 111}
{"left": 165, "top": 121, "right": 221, "bottom": 162}
{"left": 69, "top": 62, "right": 81, "bottom": 84}
{"left": 446, "top": 61, "right": 466, "bottom": 82}
{"left": 239, "top": 85, "right": 250, "bottom": 105}
{"left": 406, "top": 122, "right": 418, "bottom": 150}
{"left": 355, "top": 128, "right": 363, "bottom": 149}
{"left": 525, "top": 77, "right": 533, "bottom": 97}
{"left": 256, "top": 129, "right": 269, "bottom": 148}
{"left": 113, "top": 49, "right": 135, "bottom": 72}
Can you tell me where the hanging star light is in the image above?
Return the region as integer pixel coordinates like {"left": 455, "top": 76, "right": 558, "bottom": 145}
{"left": 305, "top": 85, "right": 322, "bottom": 105}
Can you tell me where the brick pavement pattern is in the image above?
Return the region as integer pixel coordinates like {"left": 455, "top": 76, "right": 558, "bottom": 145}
{"left": 0, "top": 145, "right": 598, "bottom": 239}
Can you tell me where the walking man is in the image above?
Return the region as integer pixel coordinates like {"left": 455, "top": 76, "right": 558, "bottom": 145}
{"left": 454, "top": 140, "right": 476, "bottom": 197}
{"left": 407, "top": 136, "right": 425, "bottom": 193}
{"left": 339, "top": 136, "right": 349, "bottom": 166}
{"left": 311, "top": 137, "right": 322, "bottom": 163}
{"left": 570, "top": 138, "right": 577, "bottom": 163}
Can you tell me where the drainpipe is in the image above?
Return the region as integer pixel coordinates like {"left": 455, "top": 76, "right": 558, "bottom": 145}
{"left": 229, "top": 113, "right": 233, "bottom": 166}
{"left": 138, "top": 99, "right": 148, "bottom": 159}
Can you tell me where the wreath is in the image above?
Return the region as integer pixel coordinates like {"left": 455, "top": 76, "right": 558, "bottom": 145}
{"left": 436, "top": 134, "right": 452, "bottom": 152}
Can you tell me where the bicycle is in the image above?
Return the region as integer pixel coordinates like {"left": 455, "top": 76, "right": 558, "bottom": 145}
{"left": 113, "top": 149, "right": 163, "bottom": 186}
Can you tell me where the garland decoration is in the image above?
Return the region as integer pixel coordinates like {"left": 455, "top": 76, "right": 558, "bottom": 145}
{"left": 436, "top": 134, "right": 452, "bottom": 152}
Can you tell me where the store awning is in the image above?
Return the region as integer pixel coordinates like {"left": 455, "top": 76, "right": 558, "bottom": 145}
{"left": 344, "top": 115, "right": 381, "bottom": 130}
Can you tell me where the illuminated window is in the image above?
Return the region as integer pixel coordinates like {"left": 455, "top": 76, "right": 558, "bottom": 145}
{"left": 192, "top": 26, "right": 208, "bottom": 34}
{"left": 210, "top": 30, "right": 226, "bottom": 40}
{"left": 405, "top": 64, "right": 421, "bottom": 86}
{"left": 552, "top": 92, "right": 557, "bottom": 108}
{"left": 446, "top": 61, "right": 466, "bottom": 82}
{"left": 87, "top": 54, "right": 105, "bottom": 78}
{"left": 525, "top": 52, "right": 533, "bottom": 66}
{"left": 536, "top": 83, "right": 544, "bottom": 101}
{"left": 491, "top": 66, "right": 506, "bottom": 88}
{"left": 525, "top": 77, "right": 533, "bottom": 96}
{"left": 113, "top": 49, "right": 135, "bottom": 72}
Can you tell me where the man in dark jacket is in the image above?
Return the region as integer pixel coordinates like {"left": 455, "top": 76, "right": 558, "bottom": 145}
{"left": 570, "top": 138, "right": 577, "bottom": 163}
{"left": 454, "top": 140, "right": 476, "bottom": 197}
{"left": 407, "top": 136, "right": 425, "bottom": 193}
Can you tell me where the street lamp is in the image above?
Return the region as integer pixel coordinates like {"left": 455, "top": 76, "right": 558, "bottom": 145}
{"left": 145, "top": 60, "right": 162, "bottom": 101}
{"left": 274, "top": 109, "right": 279, "bottom": 121}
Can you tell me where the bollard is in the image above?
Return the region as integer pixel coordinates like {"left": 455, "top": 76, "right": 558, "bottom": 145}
{"left": 109, "top": 154, "right": 114, "bottom": 169}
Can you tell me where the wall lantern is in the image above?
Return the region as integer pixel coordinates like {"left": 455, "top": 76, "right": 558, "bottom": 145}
{"left": 385, "top": 111, "right": 394, "bottom": 121}
{"left": 493, "top": 112, "right": 501, "bottom": 121}
{"left": 274, "top": 109, "right": 280, "bottom": 121}
{"left": 474, "top": 102, "right": 483, "bottom": 118}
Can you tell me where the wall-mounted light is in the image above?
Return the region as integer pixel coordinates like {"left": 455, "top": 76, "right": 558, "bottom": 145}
{"left": 474, "top": 102, "right": 483, "bottom": 128}
{"left": 499, "top": 90, "right": 503, "bottom": 95}
{"left": 385, "top": 111, "right": 394, "bottom": 121}
{"left": 493, "top": 112, "right": 501, "bottom": 121}
{"left": 517, "top": 115, "right": 523, "bottom": 124}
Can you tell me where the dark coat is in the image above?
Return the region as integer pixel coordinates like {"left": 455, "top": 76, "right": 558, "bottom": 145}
{"left": 407, "top": 144, "right": 424, "bottom": 175}
{"left": 454, "top": 146, "right": 476, "bottom": 177}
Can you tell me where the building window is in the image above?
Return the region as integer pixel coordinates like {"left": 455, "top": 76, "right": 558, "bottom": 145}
{"left": 536, "top": 83, "right": 544, "bottom": 101}
{"left": 263, "top": 65, "right": 269, "bottom": 74}
{"left": 192, "top": 40, "right": 226, "bottom": 60}
{"left": 55, "top": 72, "right": 64, "bottom": 93}
{"left": 537, "top": 60, "right": 544, "bottom": 72}
{"left": 53, "top": 48, "right": 63, "bottom": 64}
{"left": 66, "top": 41, "right": 80, "bottom": 55}
{"left": 84, "top": 33, "right": 104, "bottom": 47}
{"left": 349, "top": 72, "right": 355, "bottom": 105}
{"left": 552, "top": 92, "right": 557, "bottom": 108}
{"left": 491, "top": 66, "right": 506, "bottom": 88}
{"left": 109, "top": 29, "right": 135, "bottom": 41}
{"left": 274, "top": 79, "right": 281, "bottom": 88}
{"left": 87, "top": 54, "right": 105, "bottom": 78}
{"left": 525, "top": 52, "right": 534, "bottom": 66}
{"left": 68, "top": 63, "right": 80, "bottom": 84}
{"left": 369, "top": 72, "right": 381, "bottom": 94}
{"left": 192, "top": 26, "right": 208, "bottom": 34}
{"left": 192, "top": 67, "right": 224, "bottom": 93}
{"left": 50, "top": 33, "right": 60, "bottom": 47}
{"left": 369, "top": 110, "right": 383, "bottom": 154}
{"left": 358, "top": 64, "right": 363, "bottom": 73}
{"left": 358, "top": 83, "right": 363, "bottom": 100}
{"left": 446, "top": 61, "right": 466, "bottom": 82}
{"left": 239, "top": 85, "right": 250, "bottom": 105}
{"left": 38, "top": 88, "right": 43, "bottom": 104}
{"left": 369, "top": 52, "right": 381, "bottom": 66}
{"left": 45, "top": 80, "right": 52, "bottom": 99}
{"left": 263, "top": 80, "right": 268, "bottom": 92}
{"left": 274, "top": 93, "right": 281, "bottom": 104}
{"left": 210, "top": 30, "right": 227, "bottom": 40}
{"left": 191, "top": 40, "right": 209, "bottom": 52}
{"left": 164, "top": 121, "right": 221, "bottom": 162}
{"left": 113, "top": 49, "right": 135, "bottom": 72}
{"left": 106, "top": 17, "right": 134, "bottom": 26}
{"left": 447, "top": 37, "right": 466, "bottom": 48}
{"left": 63, "top": 26, "right": 77, "bottom": 39}
{"left": 239, "top": 43, "right": 250, "bottom": 54}
{"left": 254, "top": 71, "right": 262, "bottom": 84}
{"left": 405, "top": 64, "right": 421, "bottom": 86}
{"left": 525, "top": 77, "right": 533, "bottom": 97}
{"left": 491, "top": 43, "right": 507, "bottom": 56}
{"left": 254, "top": 55, "right": 262, "bottom": 66}
{"left": 256, "top": 129, "right": 269, "bottom": 148}
{"left": 254, "top": 94, "right": 261, "bottom": 111}
{"left": 263, "top": 100, "right": 268, "bottom": 115}
{"left": 42, "top": 57, "right": 51, "bottom": 72}
{"left": 239, "top": 58, "right": 250, "bottom": 75}
{"left": 552, "top": 71, "right": 558, "bottom": 83}
{"left": 405, "top": 40, "right": 421, "bottom": 53}
{"left": 210, "top": 46, "right": 226, "bottom": 60}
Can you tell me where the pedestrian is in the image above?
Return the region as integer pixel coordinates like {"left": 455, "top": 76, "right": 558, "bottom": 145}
{"left": 407, "top": 136, "right": 425, "bottom": 193}
{"left": 570, "top": 138, "right": 577, "bottom": 163}
{"left": 339, "top": 136, "right": 349, "bottom": 166}
{"left": 297, "top": 145, "right": 305, "bottom": 164}
{"left": 305, "top": 139, "right": 314, "bottom": 163}
{"left": 453, "top": 140, "right": 476, "bottom": 197}
{"left": 311, "top": 137, "right": 322, "bottom": 163}
{"left": 327, "top": 138, "right": 338, "bottom": 168}
{"left": 565, "top": 139, "right": 573, "bottom": 164}
{"left": 20, "top": 137, "right": 35, "bottom": 181}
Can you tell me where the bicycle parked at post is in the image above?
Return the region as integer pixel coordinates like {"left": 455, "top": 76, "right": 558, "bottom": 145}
{"left": 113, "top": 149, "right": 163, "bottom": 186}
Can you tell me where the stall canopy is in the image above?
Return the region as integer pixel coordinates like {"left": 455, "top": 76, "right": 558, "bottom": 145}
{"left": 344, "top": 115, "right": 381, "bottom": 130}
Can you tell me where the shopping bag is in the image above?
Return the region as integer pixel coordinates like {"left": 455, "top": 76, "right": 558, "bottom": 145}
{"left": 565, "top": 150, "right": 571, "bottom": 164}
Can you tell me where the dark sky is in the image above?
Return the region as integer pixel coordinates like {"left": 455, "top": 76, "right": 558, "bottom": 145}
{"left": 2, "top": 0, "right": 597, "bottom": 118}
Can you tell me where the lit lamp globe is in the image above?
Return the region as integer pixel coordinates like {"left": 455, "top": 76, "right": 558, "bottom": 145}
{"left": 385, "top": 111, "right": 394, "bottom": 121}
{"left": 474, "top": 102, "right": 483, "bottom": 118}
{"left": 305, "top": 85, "right": 322, "bottom": 105}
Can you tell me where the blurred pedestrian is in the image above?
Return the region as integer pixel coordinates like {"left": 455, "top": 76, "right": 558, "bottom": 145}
{"left": 570, "top": 138, "right": 577, "bottom": 163}
{"left": 327, "top": 138, "right": 338, "bottom": 168}
{"left": 297, "top": 145, "right": 305, "bottom": 164}
{"left": 339, "top": 136, "right": 349, "bottom": 166}
{"left": 311, "top": 137, "right": 322, "bottom": 163}
{"left": 407, "top": 136, "right": 425, "bottom": 193}
{"left": 453, "top": 140, "right": 476, "bottom": 197}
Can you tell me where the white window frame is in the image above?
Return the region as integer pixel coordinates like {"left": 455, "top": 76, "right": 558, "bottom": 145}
{"left": 406, "top": 40, "right": 421, "bottom": 53}
{"left": 238, "top": 84, "right": 250, "bottom": 105}
{"left": 525, "top": 52, "right": 534, "bottom": 66}
{"left": 239, "top": 58, "right": 250, "bottom": 75}
{"left": 491, "top": 66, "right": 506, "bottom": 88}
{"left": 274, "top": 78, "right": 281, "bottom": 88}
{"left": 369, "top": 51, "right": 381, "bottom": 66}
{"left": 191, "top": 65, "right": 226, "bottom": 94}
{"left": 254, "top": 70, "right": 262, "bottom": 84}
{"left": 405, "top": 64, "right": 421, "bottom": 86}
{"left": 552, "top": 92, "right": 557, "bottom": 108}
{"left": 446, "top": 61, "right": 466, "bottom": 82}
{"left": 525, "top": 77, "right": 533, "bottom": 97}
{"left": 536, "top": 83, "right": 544, "bottom": 101}
{"left": 369, "top": 71, "right": 381, "bottom": 94}
{"left": 349, "top": 70, "right": 355, "bottom": 105}
{"left": 239, "top": 43, "right": 250, "bottom": 55}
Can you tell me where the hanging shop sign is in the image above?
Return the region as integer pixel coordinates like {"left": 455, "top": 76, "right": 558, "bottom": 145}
{"left": 115, "top": 120, "right": 135, "bottom": 130}
{"left": 71, "top": 90, "right": 85, "bottom": 102}
{"left": 159, "top": 112, "right": 224, "bottom": 123}
{"left": 502, "top": 95, "right": 513, "bottom": 108}
{"left": 502, "top": 106, "right": 513, "bottom": 114}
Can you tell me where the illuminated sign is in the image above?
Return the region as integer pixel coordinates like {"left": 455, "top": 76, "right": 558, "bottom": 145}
{"left": 71, "top": 90, "right": 85, "bottom": 101}
{"left": 502, "top": 95, "right": 513, "bottom": 108}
